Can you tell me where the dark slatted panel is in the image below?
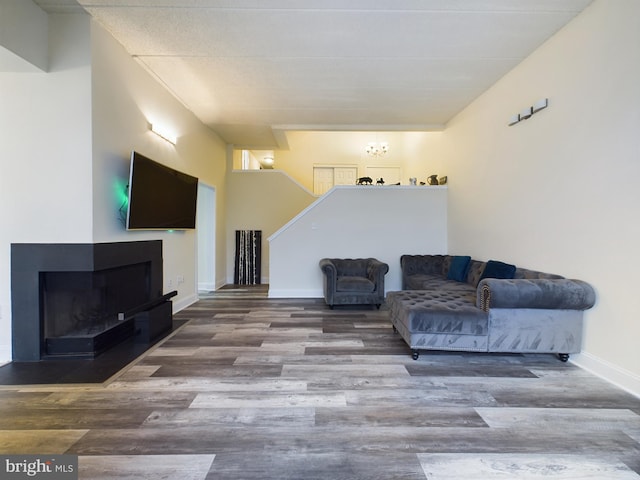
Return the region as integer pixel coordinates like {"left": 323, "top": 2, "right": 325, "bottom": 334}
{"left": 234, "top": 230, "right": 262, "bottom": 285}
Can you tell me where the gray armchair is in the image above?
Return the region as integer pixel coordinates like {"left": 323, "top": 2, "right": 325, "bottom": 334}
{"left": 319, "top": 258, "right": 389, "bottom": 309}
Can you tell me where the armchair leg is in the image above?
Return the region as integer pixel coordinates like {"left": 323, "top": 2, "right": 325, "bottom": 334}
{"left": 558, "top": 353, "right": 570, "bottom": 362}
{"left": 411, "top": 350, "right": 420, "bottom": 360}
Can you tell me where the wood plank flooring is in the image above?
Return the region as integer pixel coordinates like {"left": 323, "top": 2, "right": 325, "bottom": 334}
{"left": 1, "top": 287, "right": 639, "bottom": 479}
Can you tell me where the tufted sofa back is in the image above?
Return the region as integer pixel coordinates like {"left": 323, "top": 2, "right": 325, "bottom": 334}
{"left": 400, "top": 255, "right": 447, "bottom": 277}
{"left": 466, "top": 260, "right": 486, "bottom": 287}
{"left": 401, "top": 255, "right": 565, "bottom": 289}
{"left": 514, "top": 268, "right": 564, "bottom": 280}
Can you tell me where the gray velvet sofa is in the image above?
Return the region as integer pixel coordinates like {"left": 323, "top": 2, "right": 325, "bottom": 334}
{"left": 387, "top": 255, "right": 596, "bottom": 361}
{"left": 319, "top": 258, "right": 389, "bottom": 309}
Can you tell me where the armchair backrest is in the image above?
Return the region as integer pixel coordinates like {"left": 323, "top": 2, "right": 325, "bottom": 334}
{"left": 331, "top": 258, "right": 372, "bottom": 277}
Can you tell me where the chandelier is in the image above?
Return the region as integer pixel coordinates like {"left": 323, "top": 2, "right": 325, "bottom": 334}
{"left": 365, "top": 142, "right": 389, "bottom": 157}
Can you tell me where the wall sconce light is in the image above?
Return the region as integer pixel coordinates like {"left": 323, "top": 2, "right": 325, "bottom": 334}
{"left": 532, "top": 98, "right": 549, "bottom": 113}
{"left": 508, "top": 98, "right": 549, "bottom": 126}
{"left": 519, "top": 106, "right": 533, "bottom": 120}
{"left": 508, "top": 114, "right": 520, "bottom": 126}
{"left": 150, "top": 122, "right": 177, "bottom": 145}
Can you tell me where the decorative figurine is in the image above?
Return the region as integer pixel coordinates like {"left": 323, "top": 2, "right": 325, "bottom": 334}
{"left": 356, "top": 176, "right": 373, "bottom": 185}
{"left": 427, "top": 174, "right": 439, "bottom": 185}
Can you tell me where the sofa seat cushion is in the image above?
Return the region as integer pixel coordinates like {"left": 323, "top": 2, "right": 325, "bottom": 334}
{"left": 336, "top": 276, "right": 375, "bottom": 293}
{"left": 387, "top": 290, "right": 488, "bottom": 335}
{"left": 405, "top": 274, "right": 476, "bottom": 293}
{"left": 405, "top": 274, "right": 441, "bottom": 290}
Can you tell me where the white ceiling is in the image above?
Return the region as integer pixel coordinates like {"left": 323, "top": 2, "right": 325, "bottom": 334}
{"left": 32, "top": 0, "right": 593, "bottom": 148}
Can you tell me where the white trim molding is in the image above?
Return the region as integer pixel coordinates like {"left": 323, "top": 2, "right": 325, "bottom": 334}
{"left": 0, "top": 346, "right": 10, "bottom": 366}
{"left": 571, "top": 351, "right": 640, "bottom": 399}
{"left": 172, "top": 293, "right": 198, "bottom": 314}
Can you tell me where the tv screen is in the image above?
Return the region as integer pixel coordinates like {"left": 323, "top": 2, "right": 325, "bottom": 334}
{"left": 126, "top": 151, "right": 198, "bottom": 230}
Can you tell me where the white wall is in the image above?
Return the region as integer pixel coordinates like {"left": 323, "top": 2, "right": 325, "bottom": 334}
{"left": 0, "top": 11, "right": 228, "bottom": 363}
{"left": 443, "top": 0, "right": 640, "bottom": 395}
{"left": 269, "top": 186, "right": 447, "bottom": 297}
{"left": 273, "top": 130, "right": 446, "bottom": 191}
{"left": 226, "top": 170, "right": 316, "bottom": 283}
{"left": 89, "top": 19, "right": 228, "bottom": 312}
{"left": 0, "top": 0, "right": 48, "bottom": 72}
{"left": 0, "top": 14, "right": 93, "bottom": 363}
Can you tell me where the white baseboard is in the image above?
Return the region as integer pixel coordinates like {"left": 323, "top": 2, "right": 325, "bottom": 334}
{"left": 268, "top": 289, "right": 323, "bottom": 298}
{"left": 172, "top": 293, "right": 198, "bottom": 313}
{"left": 571, "top": 351, "right": 640, "bottom": 399}
{"left": 0, "top": 345, "right": 10, "bottom": 366}
{"left": 198, "top": 282, "right": 217, "bottom": 292}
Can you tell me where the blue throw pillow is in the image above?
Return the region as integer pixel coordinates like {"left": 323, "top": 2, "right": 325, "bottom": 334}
{"left": 447, "top": 255, "right": 471, "bottom": 282}
{"left": 480, "top": 260, "right": 516, "bottom": 280}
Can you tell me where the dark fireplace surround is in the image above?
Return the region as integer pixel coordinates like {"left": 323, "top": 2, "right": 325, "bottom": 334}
{"left": 11, "top": 241, "right": 174, "bottom": 361}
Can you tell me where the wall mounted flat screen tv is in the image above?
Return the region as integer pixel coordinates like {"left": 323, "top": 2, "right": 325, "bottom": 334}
{"left": 126, "top": 151, "right": 198, "bottom": 230}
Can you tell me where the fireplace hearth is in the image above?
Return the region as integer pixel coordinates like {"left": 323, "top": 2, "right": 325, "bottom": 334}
{"left": 11, "top": 241, "right": 173, "bottom": 361}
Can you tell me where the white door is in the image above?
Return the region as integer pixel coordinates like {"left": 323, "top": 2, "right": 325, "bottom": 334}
{"left": 314, "top": 166, "right": 358, "bottom": 194}
{"left": 197, "top": 183, "right": 216, "bottom": 292}
{"left": 313, "top": 167, "right": 336, "bottom": 195}
{"left": 334, "top": 167, "right": 357, "bottom": 186}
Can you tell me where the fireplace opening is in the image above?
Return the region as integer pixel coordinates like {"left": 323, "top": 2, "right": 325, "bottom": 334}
{"left": 42, "top": 263, "right": 150, "bottom": 339}
{"left": 41, "top": 263, "right": 151, "bottom": 357}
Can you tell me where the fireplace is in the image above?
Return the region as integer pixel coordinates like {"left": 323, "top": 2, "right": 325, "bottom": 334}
{"left": 11, "top": 241, "right": 173, "bottom": 361}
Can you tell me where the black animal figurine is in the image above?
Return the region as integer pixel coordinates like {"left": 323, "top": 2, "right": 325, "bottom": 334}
{"left": 356, "top": 176, "right": 373, "bottom": 185}
{"left": 376, "top": 178, "right": 385, "bottom": 185}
